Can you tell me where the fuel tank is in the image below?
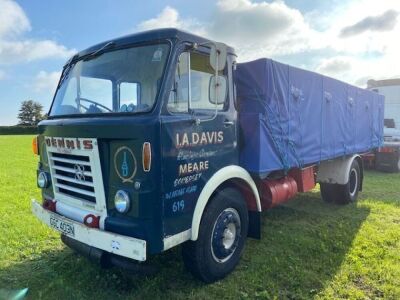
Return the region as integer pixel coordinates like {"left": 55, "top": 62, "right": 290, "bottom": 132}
{"left": 256, "top": 177, "right": 298, "bottom": 210}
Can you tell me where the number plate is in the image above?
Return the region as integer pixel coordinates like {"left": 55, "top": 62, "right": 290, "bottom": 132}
{"left": 49, "top": 215, "right": 75, "bottom": 237}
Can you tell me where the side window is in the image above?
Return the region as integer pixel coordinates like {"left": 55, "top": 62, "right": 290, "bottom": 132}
{"left": 167, "top": 51, "right": 227, "bottom": 113}
{"left": 120, "top": 82, "right": 140, "bottom": 108}
{"left": 168, "top": 52, "right": 189, "bottom": 113}
{"left": 190, "top": 52, "right": 225, "bottom": 110}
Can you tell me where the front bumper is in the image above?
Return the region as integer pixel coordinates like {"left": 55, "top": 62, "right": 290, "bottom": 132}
{"left": 32, "top": 200, "right": 147, "bottom": 261}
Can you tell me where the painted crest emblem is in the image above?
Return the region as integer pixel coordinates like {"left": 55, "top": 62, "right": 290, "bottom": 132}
{"left": 114, "top": 146, "right": 137, "bottom": 183}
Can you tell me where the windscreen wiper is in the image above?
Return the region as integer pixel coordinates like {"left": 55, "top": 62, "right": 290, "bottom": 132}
{"left": 55, "top": 42, "right": 116, "bottom": 92}
{"left": 58, "top": 56, "right": 78, "bottom": 88}
{"left": 83, "top": 41, "right": 115, "bottom": 61}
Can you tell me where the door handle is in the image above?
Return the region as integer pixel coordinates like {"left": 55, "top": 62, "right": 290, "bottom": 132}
{"left": 223, "top": 120, "right": 234, "bottom": 127}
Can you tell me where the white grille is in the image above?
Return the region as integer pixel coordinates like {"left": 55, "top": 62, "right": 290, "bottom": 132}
{"left": 45, "top": 137, "right": 107, "bottom": 214}
{"left": 50, "top": 152, "right": 97, "bottom": 203}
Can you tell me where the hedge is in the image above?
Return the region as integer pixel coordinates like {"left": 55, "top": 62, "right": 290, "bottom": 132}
{"left": 0, "top": 126, "right": 38, "bottom": 135}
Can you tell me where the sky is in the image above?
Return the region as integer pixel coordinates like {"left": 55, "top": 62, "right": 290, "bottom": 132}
{"left": 0, "top": 0, "right": 399, "bottom": 125}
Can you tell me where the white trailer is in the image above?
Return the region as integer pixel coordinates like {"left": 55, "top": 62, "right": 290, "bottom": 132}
{"left": 367, "top": 79, "right": 400, "bottom": 172}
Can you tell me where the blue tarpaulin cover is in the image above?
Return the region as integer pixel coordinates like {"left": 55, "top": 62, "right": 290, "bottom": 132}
{"left": 236, "top": 58, "right": 384, "bottom": 175}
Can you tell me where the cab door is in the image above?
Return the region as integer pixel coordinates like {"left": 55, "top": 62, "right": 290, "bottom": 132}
{"left": 160, "top": 48, "right": 238, "bottom": 239}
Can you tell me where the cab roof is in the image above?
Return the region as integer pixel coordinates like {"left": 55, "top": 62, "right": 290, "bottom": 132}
{"left": 72, "top": 28, "right": 235, "bottom": 63}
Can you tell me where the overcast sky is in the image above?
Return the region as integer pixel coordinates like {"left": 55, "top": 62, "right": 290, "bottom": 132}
{"left": 0, "top": 0, "right": 399, "bottom": 125}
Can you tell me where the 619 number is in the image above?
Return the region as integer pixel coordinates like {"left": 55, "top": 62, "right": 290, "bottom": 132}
{"left": 172, "top": 200, "right": 185, "bottom": 213}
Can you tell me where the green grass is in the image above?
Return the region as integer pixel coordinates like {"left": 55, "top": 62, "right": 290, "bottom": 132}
{"left": 0, "top": 135, "right": 399, "bottom": 299}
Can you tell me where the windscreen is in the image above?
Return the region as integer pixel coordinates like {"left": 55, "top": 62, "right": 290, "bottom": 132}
{"left": 50, "top": 43, "right": 169, "bottom": 116}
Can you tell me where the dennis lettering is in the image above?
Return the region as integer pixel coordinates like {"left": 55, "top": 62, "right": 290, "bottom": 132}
{"left": 45, "top": 137, "right": 93, "bottom": 150}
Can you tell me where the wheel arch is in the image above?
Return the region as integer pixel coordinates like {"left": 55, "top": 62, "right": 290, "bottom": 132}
{"left": 191, "top": 165, "right": 261, "bottom": 241}
{"left": 316, "top": 154, "right": 364, "bottom": 186}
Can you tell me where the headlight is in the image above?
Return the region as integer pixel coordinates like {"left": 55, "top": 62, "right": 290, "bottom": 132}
{"left": 37, "top": 171, "right": 50, "bottom": 188}
{"left": 114, "top": 190, "right": 130, "bottom": 213}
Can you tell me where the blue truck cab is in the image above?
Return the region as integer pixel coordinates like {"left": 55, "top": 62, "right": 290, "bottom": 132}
{"left": 32, "top": 28, "right": 383, "bottom": 282}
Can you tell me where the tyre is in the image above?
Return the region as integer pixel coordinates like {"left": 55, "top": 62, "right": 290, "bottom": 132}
{"left": 182, "top": 188, "right": 248, "bottom": 283}
{"left": 320, "top": 159, "right": 361, "bottom": 205}
{"left": 320, "top": 182, "right": 335, "bottom": 203}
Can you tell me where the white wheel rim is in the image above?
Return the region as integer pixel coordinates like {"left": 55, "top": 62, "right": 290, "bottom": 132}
{"left": 222, "top": 223, "right": 237, "bottom": 249}
{"left": 349, "top": 168, "right": 358, "bottom": 197}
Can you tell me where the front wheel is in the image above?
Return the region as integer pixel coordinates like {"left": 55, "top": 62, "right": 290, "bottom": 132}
{"left": 320, "top": 159, "right": 361, "bottom": 205}
{"left": 182, "top": 188, "right": 248, "bottom": 283}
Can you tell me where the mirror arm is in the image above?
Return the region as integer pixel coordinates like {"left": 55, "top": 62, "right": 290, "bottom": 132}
{"left": 189, "top": 41, "right": 227, "bottom": 125}
{"left": 188, "top": 51, "right": 192, "bottom": 112}
{"left": 185, "top": 42, "right": 198, "bottom": 51}
{"left": 194, "top": 41, "right": 223, "bottom": 124}
{"left": 214, "top": 48, "right": 219, "bottom": 118}
{"left": 188, "top": 108, "right": 200, "bottom": 126}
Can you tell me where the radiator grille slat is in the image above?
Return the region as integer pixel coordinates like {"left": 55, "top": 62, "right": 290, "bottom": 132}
{"left": 51, "top": 156, "right": 91, "bottom": 166}
{"left": 55, "top": 183, "right": 96, "bottom": 197}
{"left": 52, "top": 165, "right": 92, "bottom": 177}
{"left": 53, "top": 174, "right": 94, "bottom": 187}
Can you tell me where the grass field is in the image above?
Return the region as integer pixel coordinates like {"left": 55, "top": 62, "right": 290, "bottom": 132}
{"left": 0, "top": 135, "right": 399, "bottom": 299}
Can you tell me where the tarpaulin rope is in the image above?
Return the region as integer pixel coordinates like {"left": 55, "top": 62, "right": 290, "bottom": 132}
{"left": 253, "top": 88, "right": 297, "bottom": 172}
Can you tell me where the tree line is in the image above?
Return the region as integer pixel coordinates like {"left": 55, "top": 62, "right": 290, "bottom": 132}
{"left": 17, "top": 100, "right": 47, "bottom": 126}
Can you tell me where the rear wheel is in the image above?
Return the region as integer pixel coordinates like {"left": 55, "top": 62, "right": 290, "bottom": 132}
{"left": 320, "top": 183, "right": 335, "bottom": 203}
{"left": 320, "top": 159, "right": 361, "bottom": 205}
{"left": 182, "top": 188, "right": 248, "bottom": 283}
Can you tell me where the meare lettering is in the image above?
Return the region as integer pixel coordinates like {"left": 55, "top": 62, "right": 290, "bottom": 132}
{"left": 176, "top": 131, "right": 223, "bottom": 148}
{"left": 45, "top": 137, "right": 93, "bottom": 150}
{"left": 179, "top": 160, "right": 209, "bottom": 176}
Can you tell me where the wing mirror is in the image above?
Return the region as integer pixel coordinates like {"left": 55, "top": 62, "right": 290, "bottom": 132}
{"left": 210, "top": 42, "right": 227, "bottom": 71}
{"left": 209, "top": 75, "right": 227, "bottom": 105}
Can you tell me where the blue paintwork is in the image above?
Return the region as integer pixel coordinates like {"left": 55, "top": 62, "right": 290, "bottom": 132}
{"left": 159, "top": 42, "right": 238, "bottom": 237}
{"left": 67, "top": 28, "right": 235, "bottom": 65}
{"left": 38, "top": 29, "right": 239, "bottom": 254}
